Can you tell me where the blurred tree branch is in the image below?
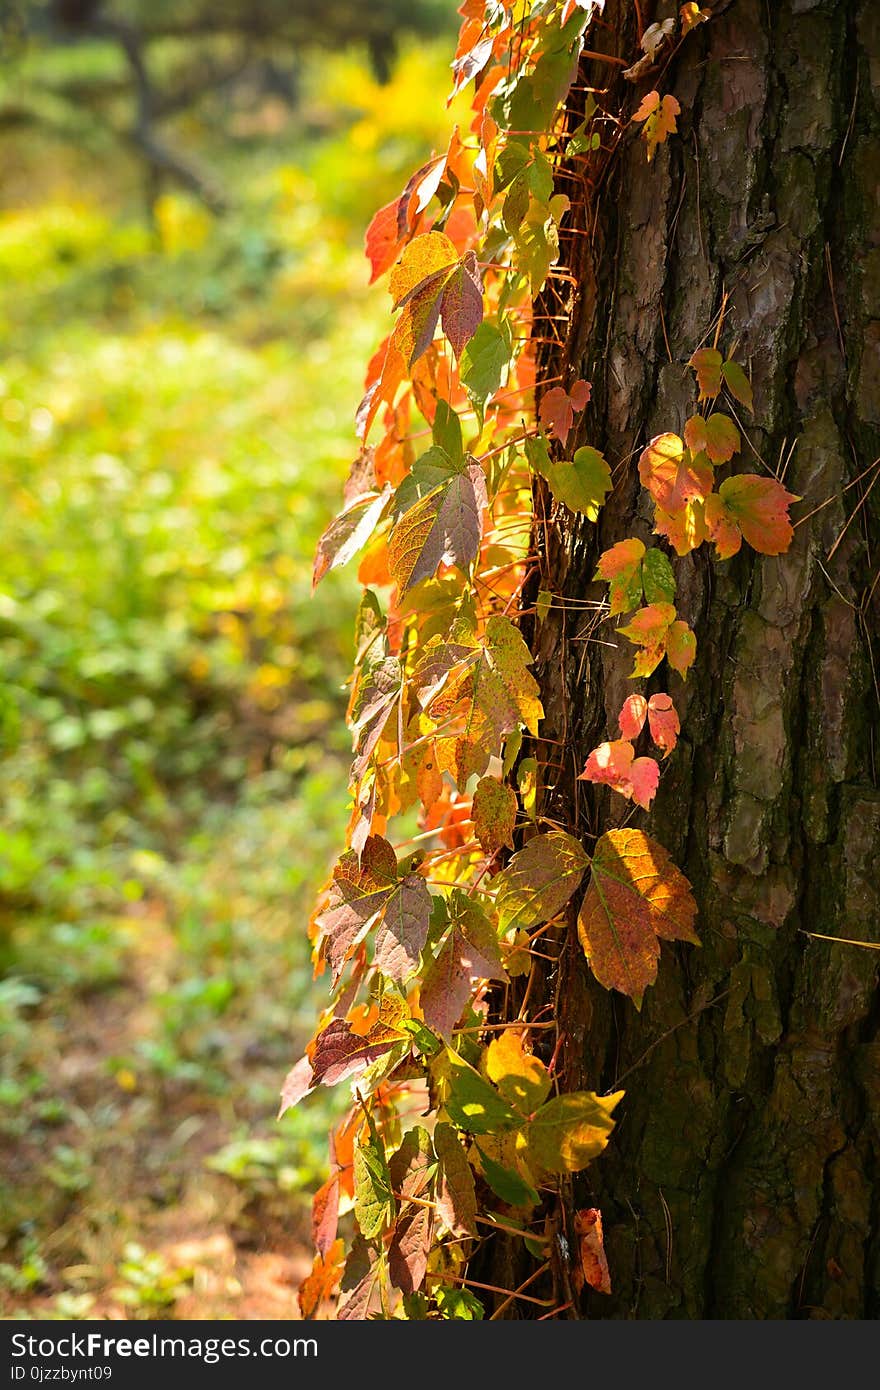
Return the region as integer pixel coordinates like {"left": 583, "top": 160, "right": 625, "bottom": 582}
{"left": 1, "top": 0, "right": 455, "bottom": 215}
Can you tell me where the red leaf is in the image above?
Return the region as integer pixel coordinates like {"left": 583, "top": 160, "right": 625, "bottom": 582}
{"left": 538, "top": 378, "right": 591, "bottom": 446}
{"left": 618, "top": 694, "right": 648, "bottom": 739}
{"left": 420, "top": 903, "right": 507, "bottom": 1041}
{"left": 278, "top": 1055, "right": 314, "bottom": 1118}
{"left": 647, "top": 693, "right": 679, "bottom": 755}
{"left": 578, "top": 739, "right": 660, "bottom": 810}
{"left": 365, "top": 199, "right": 405, "bottom": 284}
{"left": 704, "top": 474, "right": 799, "bottom": 559}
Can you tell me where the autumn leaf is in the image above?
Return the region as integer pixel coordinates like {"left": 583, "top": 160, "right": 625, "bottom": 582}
{"left": 298, "top": 1239, "right": 344, "bottom": 1319}
{"left": 365, "top": 199, "right": 406, "bottom": 285}
{"left": 473, "top": 776, "right": 517, "bottom": 853}
{"left": 680, "top": 3, "right": 710, "bottom": 34}
{"left": 337, "top": 1236, "right": 387, "bottom": 1321}
{"left": 387, "top": 1126, "right": 436, "bottom": 1295}
{"left": 618, "top": 694, "right": 648, "bottom": 740}
{"left": 484, "top": 1030, "right": 551, "bottom": 1114}
{"left": 639, "top": 432, "right": 713, "bottom": 513}
{"left": 538, "top": 379, "right": 591, "bottom": 446}
{"left": 595, "top": 538, "right": 645, "bottom": 615}
{"left": 315, "top": 835, "right": 431, "bottom": 984}
{"left": 653, "top": 497, "right": 708, "bottom": 556}
{"left": 573, "top": 1208, "right": 611, "bottom": 1295}
{"left": 434, "top": 1122, "right": 478, "bottom": 1238}
{"left": 689, "top": 346, "right": 723, "bottom": 400}
{"left": 721, "top": 358, "right": 754, "bottom": 411}
{"left": 617, "top": 602, "right": 696, "bottom": 680}
{"left": 633, "top": 90, "right": 680, "bottom": 161}
{"left": 647, "top": 692, "right": 680, "bottom": 755}
{"left": 578, "top": 738, "right": 660, "bottom": 810}
{"left": 309, "top": 994, "right": 410, "bottom": 1091}
{"left": 703, "top": 474, "right": 799, "bottom": 559}
{"left": 388, "top": 455, "right": 488, "bottom": 594}
{"left": 577, "top": 828, "right": 699, "bottom": 1007}
{"left": 310, "top": 1173, "right": 340, "bottom": 1269}
{"left": 389, "top": 232, "right": 483, "bottom": 366}
{"left": 348, "top": 654, "right": 402, "bottom": 780}
{"left": 545, "top": 446, "right": 612, "bottom": 520}
{"left": 278, "top": 1055, "right": 314, "bottom": 1118}
{"left": 684, "top": 412, "right": 740, "bottom": 464}
{"left": 417, "top": 616, "right": 543, "bottom": 780}
{"left": 492, "top": 830, "right": 589, "bottom": 931}
{"left": 526, "top": 1090, "right": 623, "bottom": 1173}
{"left": 313, "top": 487, "right": 392, "bottom": 590}
{"left": 420, "top": 894, "right": 507, "bottom": 1041}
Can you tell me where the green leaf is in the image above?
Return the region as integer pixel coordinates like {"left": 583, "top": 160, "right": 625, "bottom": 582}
{"left": 526, "top": 1090, "right": 623, "bottom": 1174}
{"left": 460, "top": 321, "right": 511, "bottom": 406}
{"left": 545, "top": 446, "right": 612, "bottom": 519}
{"left": 721, "top": 359, "right": 754, "bottom": 412}
{"left": 432, "top": 400, "right": 464, "bottom": 464}
{"left": 442, "top": 1051, "right": 519, "bottom": 1134}
{"left": 641, "top": 547, "right": 676, "bottom": 605}
{"left": 435, "top": 1286, "right": 485, "bottom": 1320}
{"left": 475, "top": 1143, "right": 540, "bottom": 1208}
{"left": 353, "top": 1115, "right": 395, "bottom": 1238}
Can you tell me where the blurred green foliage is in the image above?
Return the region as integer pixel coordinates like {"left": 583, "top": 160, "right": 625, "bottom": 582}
{"left": 0, "top": 39, "right": 462, "bottom": 1318}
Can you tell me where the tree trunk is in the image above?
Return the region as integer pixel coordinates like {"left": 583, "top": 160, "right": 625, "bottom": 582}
{"left": 523, "top": 0, "right": 880, "bottom": 1318}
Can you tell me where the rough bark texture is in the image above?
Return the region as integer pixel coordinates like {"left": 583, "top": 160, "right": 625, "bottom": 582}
{"left": 521, "top": 0, "right": 880, "bottom": 1318}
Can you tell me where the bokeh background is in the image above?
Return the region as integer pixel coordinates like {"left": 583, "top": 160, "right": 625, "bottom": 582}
{"left": 0, "top": 0, "right": 459, "bottom": 1319}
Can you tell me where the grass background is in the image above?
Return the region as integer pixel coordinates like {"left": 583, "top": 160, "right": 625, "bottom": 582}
{"left": 0, "top": 38, "right": 459, "bottom": 1318}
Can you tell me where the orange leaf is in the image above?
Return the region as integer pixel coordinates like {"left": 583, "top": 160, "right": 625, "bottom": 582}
{"left": 298, "top": 1239, "right": 345, "bottom": 1319}
{"left": 594, "top": 537, "right": 645, "bottom": 615}
{"left": 689, "top": 347, "right": 722, "bottom": 401}
{"left": 635, "top": 92, "right": 680, "bottom": 161}
{"left": 639, "top": 432, "right": 713, "bottom": 512}
{"left": 684, "top": 412, "right": 740, "bottom": 464}
{"left": 617, "top": 602, "right": 696, "bottom": 680}
{"left": 573, "top": 1208, "right": 611, "bottom": 1295}
{"left": 365, "top": 199, "right": 406, "bottom": 285}
{"left": 577, "top": 828, "right": 699, "bottom": 1007}
{"left": 704, "top": 474, "right": 799, "bottom": 559}
{"left": 653, "top": 498, "right": 708, "bottom": 556}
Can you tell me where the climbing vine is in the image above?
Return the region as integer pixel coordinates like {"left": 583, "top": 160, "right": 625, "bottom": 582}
{"left": 287, "top": 0, "right": 798, "bottom": 1320}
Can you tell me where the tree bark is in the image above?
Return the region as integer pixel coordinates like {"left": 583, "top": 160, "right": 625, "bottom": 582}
{"left": 522, "top": 0, "right": 880, "bottom": 1318}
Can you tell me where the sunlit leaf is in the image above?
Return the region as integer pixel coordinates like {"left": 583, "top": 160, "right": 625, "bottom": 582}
{"left": 526, "top": 1090, "right": 622, "bottom": 1172}
{"left": 493, "top": 830, "right": 589, "bottom": 930}
{"left": 703, "top": 474, "right": 799, "bottom": 559}
{"left": 577, "top": 828, "right": 699, "bottom": 1006}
